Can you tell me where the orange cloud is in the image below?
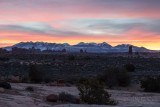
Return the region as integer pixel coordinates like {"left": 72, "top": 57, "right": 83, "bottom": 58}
{"left": 0, "top": 30, "right": 160, "bottom": 50}
{"left": 0, "top": 0, "right": 160, "bottom": 50}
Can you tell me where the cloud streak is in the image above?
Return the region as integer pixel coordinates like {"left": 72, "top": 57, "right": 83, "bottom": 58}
{"left": 0, "top": 0, "right": 160, "bottom": 49}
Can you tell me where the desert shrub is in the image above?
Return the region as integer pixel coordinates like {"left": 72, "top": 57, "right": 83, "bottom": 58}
{"left": 78, "top": 77, "right": 89, "bottom": 84}
{"left": 117, "top": 70, "right": 130, "bottom": 87}
{"left": 68, "top": 55, "right": 75, "bottom": 60}
{"left": 21, "top": 74, "right": 30, "bottom": 83}
{"left": 98, "top": 67, "right": 130, "bottom": 88}
{"left": 58, "top": 92, "right": 78, "bottom": 103}
{"left": 0, "top": 82, "right": 11, "bottom": 89}
{"left": 28, "top": 65, "right": 44, "bottom": 83}
{"left": 97, "top": 68, "right": 118, "bottom": 88}
{"left": 83, "top": 56, "right": 91, "bottom": 60}
{"left": 124, "top": 63, "right": 135, "bottom": 72}
{"left": 0, "top": 57, "right": 9, "bottom": 61}
{"left": 25, "top": 86, "right": 34, "bottom": 92}
{"left": 141, "top": 76, "right": 160, "bottom": 93}
{"left": 77, "top": 78, "right": 117, "bottom": 105}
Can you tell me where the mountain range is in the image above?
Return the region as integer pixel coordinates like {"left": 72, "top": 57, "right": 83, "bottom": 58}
{"left": 4, "top": 42, "right": 155, "bottom": 53}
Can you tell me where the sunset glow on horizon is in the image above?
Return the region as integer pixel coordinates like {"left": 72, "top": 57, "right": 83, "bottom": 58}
{"left": 0, "top": 0, "right": 160, "bottom": 50}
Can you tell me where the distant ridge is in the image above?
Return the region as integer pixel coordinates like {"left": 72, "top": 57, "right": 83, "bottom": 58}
{"left": 3, "top": 42, "right": 155, "bottom": 53}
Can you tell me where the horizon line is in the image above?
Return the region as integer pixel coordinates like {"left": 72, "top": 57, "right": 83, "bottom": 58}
{"left": 1, "top": 41, "right": 159, "bottom": 51}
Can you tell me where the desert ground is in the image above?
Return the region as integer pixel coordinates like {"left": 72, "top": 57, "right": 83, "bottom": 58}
{"left": 0, "top": 83, "right": 159, "bottom": 107}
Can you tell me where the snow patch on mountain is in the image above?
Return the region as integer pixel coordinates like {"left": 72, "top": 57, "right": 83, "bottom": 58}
{"left": 4, "top": 42, "right": 152, "bottom": 53}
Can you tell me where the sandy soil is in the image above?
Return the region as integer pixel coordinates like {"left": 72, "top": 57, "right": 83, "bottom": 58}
{"left": 0, "top": 83, "right": 159, "bottom": 107}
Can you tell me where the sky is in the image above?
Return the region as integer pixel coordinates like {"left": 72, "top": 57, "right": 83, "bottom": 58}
{"left": 0, "top": 0, "right": 160, "bottom": 50}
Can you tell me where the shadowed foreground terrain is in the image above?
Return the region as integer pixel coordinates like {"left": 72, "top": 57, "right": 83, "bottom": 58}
{"left": 0, "top": 83, "right": 160, "bottom": 107}
{"left": 0, "top": 53, "right": 160, "bottom": 106}
{"left": 0, "top": 53, "right": 160, "bottom": 81}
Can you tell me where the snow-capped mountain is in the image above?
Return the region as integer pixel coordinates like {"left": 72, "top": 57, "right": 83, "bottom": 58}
{"left": 98, "top": 42, "right": 112, "bottom": 48}
{"left": 5, "top": 42, "right": 70, "bottom": 51}
{"left": 74, "top": 42, "right": 112, "bottom": 48}
{"left": 74, "top": 42, "right": 98, "bottom": 47}
{"left": 4, "top": 42, "right": 153, "bottom": 53}
{"left": 115, "top": 44, "right": 131, "bottom": 48}
{"left": 114, "top": 44, "right": 149, "bottom": 52}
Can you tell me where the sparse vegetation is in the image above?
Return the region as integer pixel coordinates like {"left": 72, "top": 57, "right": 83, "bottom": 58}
{"left": 77, "top": 78, "right": 117, "bottom": 105}
{"left": 141, "top": 76, "right": 160, "bottom": 93}
{"left": 58, "top": 92, "right": 79, "bottom": 104}
{"left": 0, "top": 57, "right": 9, "bottom": 61}
{"left": 25, "top": 86, "right": 34, "bottom": 92}
{"left": 0, "top": 53, "right": 160, "bottom": 83}
{"left": 0, "top": 53, "right": 160, "bottom": 106}
{"left": 0, "top": 82, "right": 11, "bottom": 89}
{"left": 98, "top": 67, "right": 130, "bottom": 88}
{"left": 117, "top": 69, "right": 131, "bottom": 87}
{"left": 124, "top": 63, "right": 135, "bottom": 72}
{"left": 68, "top": 55, "right": 75, "bottom": 60}
{"left": 28, "top": 65, "right": 44, "bottom": 83}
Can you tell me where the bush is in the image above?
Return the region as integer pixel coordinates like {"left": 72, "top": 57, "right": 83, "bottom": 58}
{"left": 0, "top": 82, "right": 11, "bottom": 89}
{"left": 25, "top": 86, "right": 34, "bottom": 92}
{"left": 97, "top": 68, "right": 118, "bottom": 88}
{"left": 77, "top": 78, "right": 117, "bottom": 105}
{"left": 98, "top": 67, "right": 130, "bottom": 88}
{"left": 141, "top": 76, "right": 160, "bottom": 93}
{"left": 83, "top": 56, "right": 91, "bottom": 60}
{"left": 124, "top": 63, "right": 135, "bottom": 72}
{"left": 68, "top": 55, "right": 75, "bottom": 60}
{"left": 0, "top": 57, "right": 9, "bottom": 61}
{"left": 28, "top": 65, "right": 44, "bottom": 83}
{"left": 117, "top": 70, "right": 130, "bottom": 87}
{"left": 58, "top": 92, "right": 79, "bottom": 104}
